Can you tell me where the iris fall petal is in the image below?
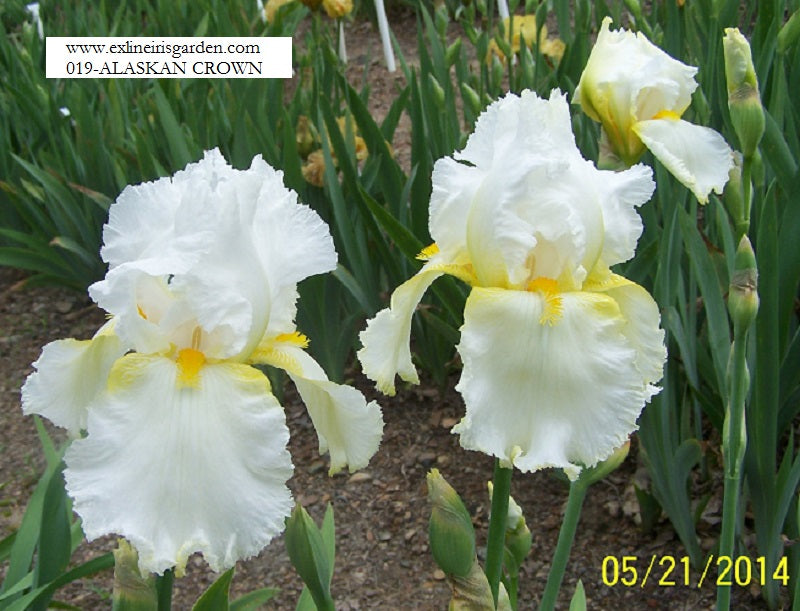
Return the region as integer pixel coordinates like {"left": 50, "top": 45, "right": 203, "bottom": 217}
{"left": 453, "top": 287, "right": 657, "bottom": 478}
{"left": 634, "top": 117, "right": 734, "bottom": 203}
{"left": 65, "top": 354, "right": 293, "bottom": 576}
{"left": 21, "top": 323, "right": 126, "bottom": 435}
{"left": 254, "top": 340, "right": 383, "bottom": 474}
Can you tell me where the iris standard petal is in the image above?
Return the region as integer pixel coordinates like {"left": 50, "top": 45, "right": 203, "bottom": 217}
{"left": 575, "top": 17, "right": 698, "bottom": 124}
{"left": 254, "top": 339, "right": 383, "bottom": 474}
{"left": 453, "top": 287, "right": 659, "bottom": 478}
{"left": 21, "top": 322, "right": 125, "bottom": 436}
{"left": 593, "top": 163, "right": 655, "bottom": 267}
{"left": 65, "top": 354, "right": 293, "bottom": 575}
{"left": 634, "top": 117, "right": 734, "bottom": 203}
{"left": 100, "top": 174, "right": 213, "bottom": 274}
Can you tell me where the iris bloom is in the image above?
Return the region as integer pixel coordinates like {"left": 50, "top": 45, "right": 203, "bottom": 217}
{"left": 22, "top": 150, "right": 383, "bottom": 575}
{"left": 575, "top": 17, "right": 733, "bottom": 203}
{"left": 358, "top": 90, "right": 666, "bottom": 478}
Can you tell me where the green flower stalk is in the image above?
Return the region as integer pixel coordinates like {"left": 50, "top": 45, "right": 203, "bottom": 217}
{"left": 717, "top": 236, "right": 758, "bottom": 611}
{"left": 487, "top": 480, "right": 532, "bottom": 608}
{"left": 540, "top": 443, "right": 629, "bottom": 611}
{"left": 723, "top": 28, "right": 765, "bottom": 160}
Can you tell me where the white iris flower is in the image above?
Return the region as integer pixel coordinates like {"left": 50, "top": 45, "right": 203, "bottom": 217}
{"left": 358, "top": 90, "right": 666, "bottom": 479}
{"left": 22, "top": 149, "right": 383, "bottom": 575}
{"left": 575, "top": 17, "right": 734, "bottom": 203}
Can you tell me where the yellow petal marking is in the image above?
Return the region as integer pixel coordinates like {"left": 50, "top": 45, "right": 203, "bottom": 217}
{"left": 652, "top": 109, "right": 682, "bottom": 121}
{"left": 176, "top": 327, "right": 205, "bottom": 388}
{"left": 137, "top": 305, "right": 148, "bottom": 320}
{"left": 416, "top": 243, "right": 440, "bottom": 261}
{"left": 176, "top": 348, "right": 205, "bottom": 388}
{"left": 527, "top": 277, "right": 563, "bottom": 325}
{"left": 275, "top": 331, "right": 310, "bottom": 348}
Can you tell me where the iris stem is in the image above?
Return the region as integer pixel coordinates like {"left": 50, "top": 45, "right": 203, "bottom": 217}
{"left": 716, "top": 331, "right": 750, "bottom": 611}
{"left": 539, "top": 477, "right": 589, "bottom": 611}
{"left": 485, "top": 459, "right": 513, "bottom": 606}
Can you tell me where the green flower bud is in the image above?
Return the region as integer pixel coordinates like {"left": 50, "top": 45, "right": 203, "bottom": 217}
{"left": 723, "top": 28, "right": 765, "bottom": 158}
{"left": 112, "top": 539, "right": 157, "bottom": 611}
{"left": 447, "top": 559, "right": 496, "bottom": 610}
{"left": 578, "top": 440, "right": 630, "bottom": 486}
{"left": 428, "top": 469, "right": 476, "bottom": 577}
{"left": 778, "top": 8, "right": 800, "bottom": 54}
{"left": 491, "top": 55, "right": 505, "bottom": 90}
{"left": 284, "top": 504, "right": 335, "bottom": 609}
{"left": 723, "top": 152, "right": 747, "bottom": 235}
{"left": 427, "top": 73, "right": 446, "bottom": 109}
{"left": 728, "top": 235, "right": 759, "bottom": 332}
{"left": 486, "top": 482, "right": 531, "bottom": 571}
{"left": 446, "top": 38, "right": 463, "bottom": 67}
{"left": 460, "top": 83, "right": 482, "bottom": 117}
{"left": 435, "top": 3, "right": 449, "bottom": 39}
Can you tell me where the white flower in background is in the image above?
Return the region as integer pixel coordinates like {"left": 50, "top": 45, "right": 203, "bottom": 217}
{"left": 22, "top": 149, "right": 383, "bottom": 575}
{"left": 26, "top": 3, "right": 43, "bottom": 39}
{"left": 358, "top": 90, "right": 665, "bottom": 478}
{"left": 574, "top": 17, "right": 733, "bottom": 203}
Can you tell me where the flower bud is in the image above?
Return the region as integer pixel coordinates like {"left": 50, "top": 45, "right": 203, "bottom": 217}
{"left": 112, "top": 539, "right": 157, "bottom": 610}
{"left": 490, "top": 55, "right": 505, "bottom": 89}
{"left": 302, "top": 150, "right": 326, "bottom": 187}
{"left": 284, "top": 504, "right": 335, "bottom": 608}
{"left": 445, "top": 38, "right": 463, "bottom": 67}
{"left": 460, "top": 83, "right": 482, "bottom": 117}
{"left": 427, "top": 469, "right": 476, "bottom": 577}
{"left": 578, "top": 440, "right": 630, "bottom": 486}
{"left": 488, "top": 482, "right": 532, "bottom": 571}
{"left": 322, "top": 0, "right": 352, "bottom": 18}
{"left": 447, "top": 559, "right": 497, "bottom": 610}
{"left": 296, "top": 115, "right": 315, "bottom": 158}
{"left": 435, "top": 4, "right": 449, "bottom": 39}
{"left": 778, "top": 9, "right": 800, "bottom": 54}
{"left": 723, "top": 152, "right": 746, "bottom": 234}
{"left": 723, "top": 28, "right": 764, "bottom": 158}
{"left": 728, "top": 235, "right": 759, "bottom": 332}
{"left": 428, "top": 73, "right": 446, "bottom": 109}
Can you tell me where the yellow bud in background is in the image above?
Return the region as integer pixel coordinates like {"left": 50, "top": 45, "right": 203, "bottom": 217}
{"left": 322, "top": 0, "right": 352, "bottom": 18}
{"left": 264, "top": 0, "right": 295, "bottom": 23}
{"left": 723, "top": 28, "right": 764, "bottom": 158}
{"left": 302, "top": 150, "right": 326, "bottom": 187}
{"left": 296, "top": 115, "right": 315, "bottom": 158}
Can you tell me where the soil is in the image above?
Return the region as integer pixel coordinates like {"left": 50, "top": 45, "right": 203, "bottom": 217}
{"left": 0, "top": 8, "right": 778, "bottom": 611}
